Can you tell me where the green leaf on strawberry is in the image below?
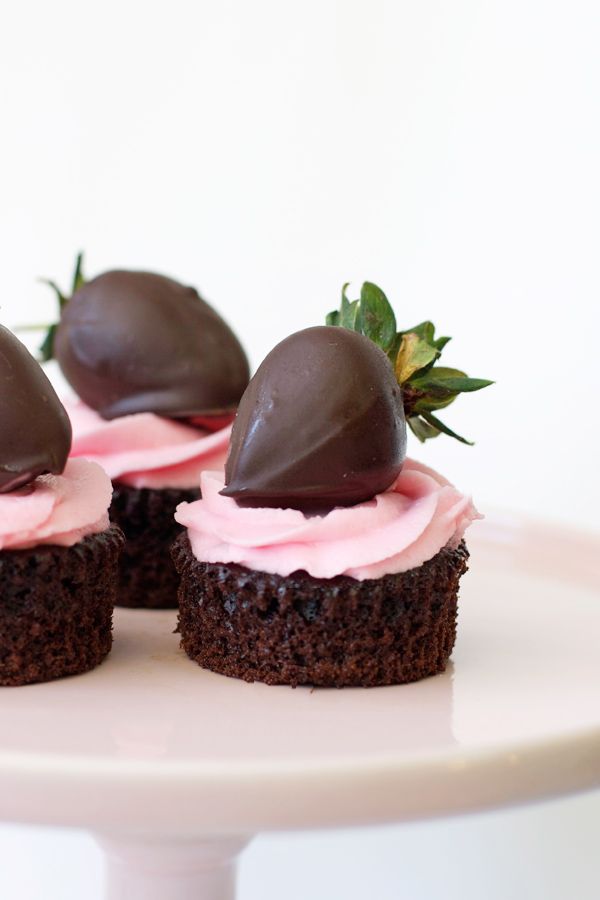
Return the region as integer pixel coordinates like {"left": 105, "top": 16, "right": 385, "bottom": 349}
{"left": 36, "top": 252, "right": 86, "bottom": 361}
{"left": 326, "top": 282, "right": 493, "bottom": 444}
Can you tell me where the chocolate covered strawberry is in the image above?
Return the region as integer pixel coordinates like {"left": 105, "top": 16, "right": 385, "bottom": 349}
{"left": 0, "top": 326, "right": 71, "bottom": 492}
{"left": 223, "top": 281, "right": 492, "bottom": 512}
{"left": 39, "top": 254, "right": 250, "bottom": 422}
{"left": 223, "top": 325, "right": 406, "bottom": 511}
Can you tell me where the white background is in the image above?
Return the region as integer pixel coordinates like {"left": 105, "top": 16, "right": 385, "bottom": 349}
{"left": 0, "top": 1, "right": 599, "bottom": 898}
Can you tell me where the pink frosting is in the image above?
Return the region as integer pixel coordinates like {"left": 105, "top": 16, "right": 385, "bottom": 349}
{"left": 0, "top": 459, "right": 112, "bottom": 551}
{"left": 65, "top": 399, "right": 231, "bottom": 489}
{"left": 175, "top": 459, "right": 481, "bottom": 580}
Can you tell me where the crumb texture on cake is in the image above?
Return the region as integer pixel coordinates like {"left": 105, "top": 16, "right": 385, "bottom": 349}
{"left": 110, "top": 484, "right": 200, "bottom": 609}
{"left": 172, "top": 535, "right": 469, "bottom": 688}
{"left": 0, "top": 525, "right": 124, "bottom": 687}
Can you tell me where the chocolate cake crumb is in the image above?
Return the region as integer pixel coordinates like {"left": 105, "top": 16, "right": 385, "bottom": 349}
{"left": 0, "top": 525, "right": 124, "bottom": 687}
{"left": 110, "top": 484, "right": 199, "bottom": 609}
{"left": 172, "top": 536, "right": 469, "bottom": 688}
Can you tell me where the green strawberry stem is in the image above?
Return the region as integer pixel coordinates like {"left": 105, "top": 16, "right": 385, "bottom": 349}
{"left": 326, "top": 281, "right": 493, "bottom": 444}
{"left": 35, "top": 252, "right": 85, "bottom": 361}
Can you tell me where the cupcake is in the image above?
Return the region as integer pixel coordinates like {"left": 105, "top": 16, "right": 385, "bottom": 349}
{"left": 39, "top": 256, "right": 250, "bottom": 609}
{"left": 0, "top": 325, "right": 123, "bottom": 686}
{"left": 173, "top": 282, "right": 491, "bottom": 687}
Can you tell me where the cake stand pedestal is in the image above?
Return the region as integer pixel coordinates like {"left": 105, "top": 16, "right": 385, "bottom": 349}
{"left": 97, "top": 833, "right": 250, "bottom": 900}
{"left": 0, "top": 515, "right": 599, "bottom": 900}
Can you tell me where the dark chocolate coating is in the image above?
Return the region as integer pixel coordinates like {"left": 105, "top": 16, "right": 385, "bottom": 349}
{"left": 222, "top": 326, "right": 407, "bottom": 511}
{"left": 0, "top": 326, "right": 72, "bottom": 493}
{"left": 55, "top": 270, "right": 250, "bottom": 420}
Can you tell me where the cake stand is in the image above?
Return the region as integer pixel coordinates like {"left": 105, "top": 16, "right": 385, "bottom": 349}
{"left": 0, "top": 515, "right": 599, "bottom": 900}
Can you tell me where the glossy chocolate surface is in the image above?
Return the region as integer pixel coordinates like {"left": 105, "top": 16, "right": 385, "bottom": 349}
{"left": 0, "top": 326, "right": 72, "bottom": 493}
{"left": 222, "top": 326, "right": 406, "bottom": 511}
{"left": 55, "top": 271, "right": 250, "bottom": 420}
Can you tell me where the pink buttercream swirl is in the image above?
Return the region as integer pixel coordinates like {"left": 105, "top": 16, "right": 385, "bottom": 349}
{"left": 0, "top": 459, "right": 112, "bottom": 551}
{"left": 175, "top": 459, "right": 481, "bottom": 581}
{"left": 65, "top": 399, "right": 231, "bottom": 489}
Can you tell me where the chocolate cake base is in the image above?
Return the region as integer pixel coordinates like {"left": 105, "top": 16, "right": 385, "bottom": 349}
{"left": 110, "top": 484, "right": 200, "bottom": 609}
{"left": 0, "top": 525, "right": 124, "bottom": 687}
{"left": 172, "top": 536, "right": 469, "bottom": 688}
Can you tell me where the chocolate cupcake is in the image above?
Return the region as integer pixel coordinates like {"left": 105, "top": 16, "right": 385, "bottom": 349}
{"left": 0, "top": 325, "right": 123, "bottom": 686}
{"left": 40, "top": 256, "right": 250, "bottom": 609}
{"left": 173, "top": 283, "right": 491, "bottom": 687}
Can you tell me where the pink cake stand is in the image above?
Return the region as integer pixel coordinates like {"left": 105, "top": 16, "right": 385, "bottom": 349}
{"left": 0, "top": 515, "right": 599, "bottom": 900}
